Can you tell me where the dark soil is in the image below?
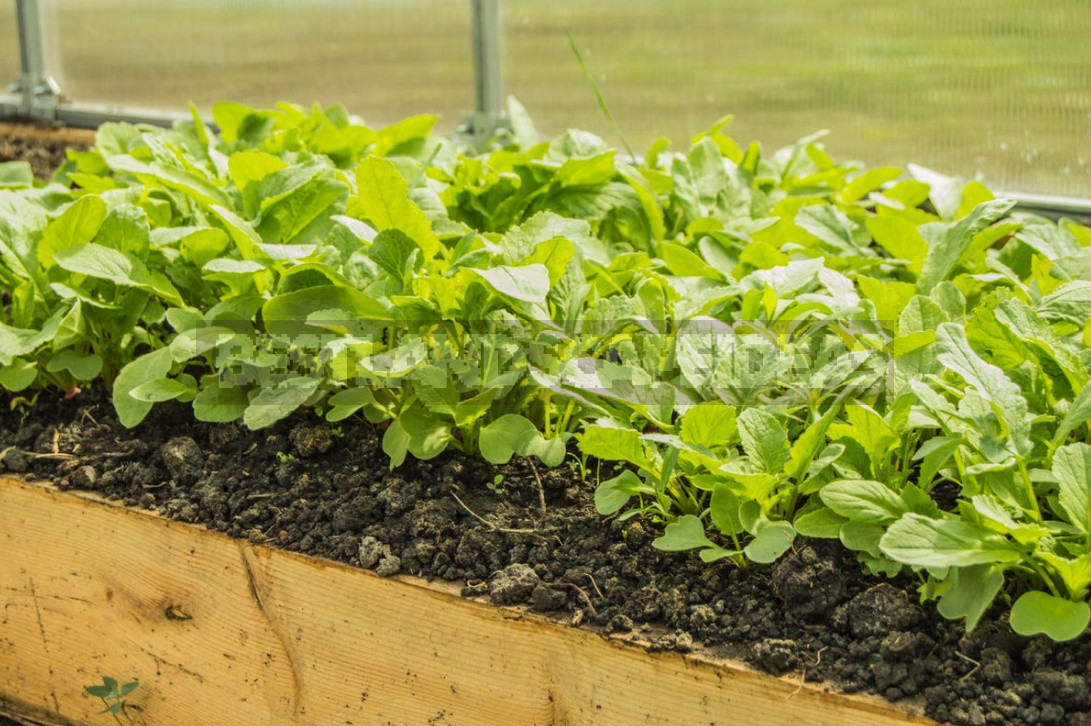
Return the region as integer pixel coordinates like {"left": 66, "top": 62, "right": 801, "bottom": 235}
{"left": 0, "top": 120, "right": 91, "bottom": 179}
{"left": 3, "top": 390, "right": 1091, "bottom": 726}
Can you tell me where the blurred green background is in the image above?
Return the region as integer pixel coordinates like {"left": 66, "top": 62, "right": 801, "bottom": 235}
{"left": 1, "top": 0, "right": 1088, "bottom": 197}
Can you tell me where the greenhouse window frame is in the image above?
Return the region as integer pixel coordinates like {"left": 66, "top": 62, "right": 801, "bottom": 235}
{"left": 1, "top": 0, "right": 1087, "bottom": 219}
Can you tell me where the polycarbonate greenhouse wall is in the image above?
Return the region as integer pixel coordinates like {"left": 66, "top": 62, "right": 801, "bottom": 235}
{"left": 1, "top": 0, "right": 1089, "bottom": 201}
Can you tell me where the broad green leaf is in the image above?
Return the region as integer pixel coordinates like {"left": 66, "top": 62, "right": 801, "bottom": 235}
{"left": 351, "top": 157, "right": 440, "bottom": 260}
{"left": 38, "top": 195, "right": 108, "bottom": 268}
{"left": 792, "top": 506, "right": 847, "bottom": 538}
{"left": 857, "top": 277, "right": 916, "bottom": 328}
{"left": 918, "top": 199, "right": 1016, "bottom": 290}
{"left": 819, "top": 480, "right": 907, "bottom": 525}
{"left": 130, "top": 377, "right": 191, "bottom": 403}
{"left": 1038, "top": 281, "right": 1091, "bottom": 327}
{"left": 192, "top": 381, "right": 248, "bottom": 423}
{"left": 653, "top": 514, "right": 716, "bottom": 551}
{"left": 936, "top": 565, "right": 1004, "bottom": 631}
{"left": 398, "top": 406, "right": 451, "bottom": 461}
{"left": 1053, "top": 443, "right": 1091, "bottom": 533}
{"left": 744, "top": 521, "right": 796, "bottom": 563}
{"left": 579, "top": 424, "right": 648, "bottom": 469}
{"left": 879, "top": 513, "right": 1022, "bottom": 568}
{"left": 841, "top": 167, "right": 902, "bottom": 204}
{"left": 1009, "top": 591, "right": 1090, "bottom": 642}
{"left": 1054, "top": 386, "right": 1091, "bottom": 446}
{"left": 594, "top": 469, "right": 652, "bottom": 516}
{"left": 795, "top": 204, "right": 859, "bottom": 253}
{"left": 479, "top": 414, "right": 565, "bottom": 467}
{"left": 679, "top": 402, "right": 737, "bottom": 449}
{"left": 45, "top": 350, "right": 103, "bottom": 380}
{"left": 0, "top": 359, "right": 37, "bottom": 392}
{"left": 935, "top": 322, "right": 1030, "bottom": 455}
{"left": 54, "top": 243, "right": 151, "bottom": 288}
{"left": 243, "top": 377, "right": 320, "bottom": 429}
{"left": 472, "top": 264, "right": 550, "bottom": 305}
{"left": 866, "top": 216, "right": 927, "bottom": 269}
{"left": 113, "top": 347, "right": 174, "bottom": 427}
{"left": 737, "top": 408, "right": 789, "bottom": 474}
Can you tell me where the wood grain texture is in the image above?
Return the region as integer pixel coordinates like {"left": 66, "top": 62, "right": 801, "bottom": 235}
{"left": 0, "top": 122, "right": 95, "bottom": 146}
{"left": 0, "top": 476, "right": 935, "bottom": 725}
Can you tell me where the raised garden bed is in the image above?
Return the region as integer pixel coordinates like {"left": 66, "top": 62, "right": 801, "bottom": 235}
{"left": 3, "top": 105, "right": 1091, "bottom": 725}
{"left": 0, "top": 473, "right": 928, "bottom": 725}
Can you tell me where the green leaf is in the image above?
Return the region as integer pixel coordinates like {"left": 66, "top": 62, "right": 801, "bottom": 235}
{"left": 744, "top": 521, "right": 795, "bottom": 564}
{"left": 1053, "top": 443, "right": 1091, "bottom": 533}
{"left": 479, "top": 414, "right": 564, "bottom": 467}
{"left": 1054, "top": 385, "right": 1091, "bottom": 446}
{"left": 193, "top": 381, "right": 249, "bottom": 423}
{"left": 737, "top": 408, "right": 789, "bottom": 474}
{"left": 679, "top": 402, "right": 737, "bottom": 449}
{"left": 653, "top": 514, "right": 716, "bottom": 551}
{"left": 935, "top": 322, "right": 1030, "bottom": 455}
{"left": 819, "top": 480, "right": 908, "bottom": 525}
{"left": 351, "top": 157, "right": 440, "bottom": 260}
{"left": 398, "top": 406, "right": 451, "bottom": 461}
{"left": 130, "top": 377, "right": 190, "bottom": 403}
{"left": 792, "top": 506, "right": 847, "bottom": 538}
{"left": 918, "top": 199, "right": 1016, "bottom": 290}
{"left": 38, "top": 195, "right": 108, "bottom": 268}
{"left": 580, "top": 424, "right": 648, "bottom": 469}
{"left": 0, "top": 359, "right": 37, "bottom": 392}
{"left": 795, "top": 204, "right": 861, "bottom": 253}
{"left": 1009, "top": 591, "right": 1090, "bottom": 642}
{"left": 472, "top": 264, "right": 551, "bottom": 305}
{"left": 595, "top": 469, "right": 651, "bottom": 516}
{"left": 382, "top": 418, "right": 411, "bottom": 468}
{"left": 45, "top": 350, "right": 103, "bottom": 381}
{"left": 243, "top": 377, "right": 320, "bottom": 429}
{"left": 368, "top": 229, "right": 421, "bottom": 280}
{"left": 879, "top": 513, "right": 1022, "bottom": 568}
{"left": 936, "top": 565, "right": 1004, "bottom": 631}
{"left": 840, "top": 167, "right": 902, "bottom": 204}
{"left": 113, "top": 347, "right": 174, "bottom": 427}
{"left": 53, "top": 243, "right": 151, "bottom": 288}
{"left": 709, "top": 483, "right": 743, "bottom": 536}
{"left": 1038, "top": 281, "right": 1091, "bottom": 327}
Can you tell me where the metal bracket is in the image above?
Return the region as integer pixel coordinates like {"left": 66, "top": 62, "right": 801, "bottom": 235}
{"left": 10, "top": 0, "right": 62, "bottom": 119}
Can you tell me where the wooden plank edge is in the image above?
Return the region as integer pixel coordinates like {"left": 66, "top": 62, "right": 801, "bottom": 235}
{"left": 0, "top": 475, "right": 937, "bottom": 725}
{"left": 0, "top": 121, "right": 95, "bottom": 146}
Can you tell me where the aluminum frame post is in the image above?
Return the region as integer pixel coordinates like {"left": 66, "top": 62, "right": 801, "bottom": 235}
{"left": 469, "top": 0, "right": 502, "bottom": 144}
{"left": 13, "top": 0, "right": 61, "bottom": 118}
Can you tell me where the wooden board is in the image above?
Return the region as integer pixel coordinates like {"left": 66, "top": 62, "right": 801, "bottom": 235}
{"left": 0, "top": 476, "right": 935, "bottom": 725}
{"left": 0, "top": 121, "right": 95, "bottom": 146}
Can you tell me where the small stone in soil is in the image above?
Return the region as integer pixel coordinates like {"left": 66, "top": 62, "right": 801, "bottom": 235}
{"left": 530, "top": 584, "right": 568, "bottom": 612}
{"left": 358, "top": 536, "right": 384, "bottom": 568}
{"left": 376, "top": 555, "right": 402, "bottom": 577}
{"left": 159, "top": 437, "right": 204, "bottom": 484}
{"left": 488, "top": 563, "right": 539, "bottom": 605}
{"left": 753, "top": 638, "right": 801, "bottom": 675}
{"left": 609, "top": 614, "right": 634, "bottom": 632}
{"left": 68, "top": 465, "right": 98, "bottom": 489}
{"left": 0, "top": 448, "right": 29, "bottom": 473}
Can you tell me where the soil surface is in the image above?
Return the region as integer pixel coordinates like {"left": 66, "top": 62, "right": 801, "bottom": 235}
{"left": 0, "top": 120, "right": 92, "bottom": 179}
{"left": 3, "top": 389, "right": 1091, "bottom": 726}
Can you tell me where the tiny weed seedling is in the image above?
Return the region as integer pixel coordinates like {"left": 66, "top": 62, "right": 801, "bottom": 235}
{"left": 276, "top": 451, "right": 297, "bottom": 464}
{"left": 487, "top": 474, "right": 505, "bottom": 495}
{"left": 84, "top": 677, "right": 138, "bottom": 724}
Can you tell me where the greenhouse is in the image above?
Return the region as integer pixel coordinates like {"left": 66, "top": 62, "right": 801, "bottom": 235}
{"left": 1, "top": 1, "right": 1090, "bottom": 724}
